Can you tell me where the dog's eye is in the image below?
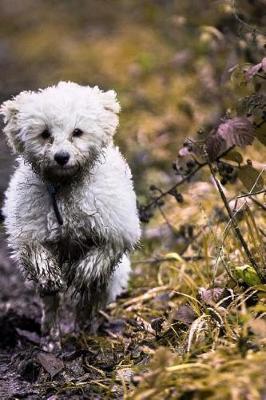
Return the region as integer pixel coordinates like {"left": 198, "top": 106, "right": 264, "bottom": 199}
{"left": 73, "top": 128, "right": 83, "bottom": 137}
{"left": 41, "top": 129, "right": 51, "bottom": 139}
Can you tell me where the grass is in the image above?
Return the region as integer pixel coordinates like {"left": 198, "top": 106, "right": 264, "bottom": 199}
{"left": 40, "top": 182, "right": 266, "bottom": 399}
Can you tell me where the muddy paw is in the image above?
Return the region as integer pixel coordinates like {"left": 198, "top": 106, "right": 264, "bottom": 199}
{"left": 39, "top": 277, "right": 66, "bottom": 296}
{"left": 41, "top": 336, "right": 61, "bottom": 352}
{"left": 41, "top": 327, "right": 61, "bottom": 352}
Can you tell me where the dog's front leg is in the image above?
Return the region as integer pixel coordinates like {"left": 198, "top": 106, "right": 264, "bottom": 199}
{"left": 18, "top": 241, "right": 65, "bottom": 349}
{"left": 40, "top": 292, "right": 61, "bottom": 352}
{"left": 19, "top": 241, "right": 65, "bottom": 294}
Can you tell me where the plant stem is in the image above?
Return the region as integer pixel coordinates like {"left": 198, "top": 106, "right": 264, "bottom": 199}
{"left": 142, "top": 146, "right": 235, "bottom": 213}
{"left": 208, "top": 160, "right": 264, "bottom": 281}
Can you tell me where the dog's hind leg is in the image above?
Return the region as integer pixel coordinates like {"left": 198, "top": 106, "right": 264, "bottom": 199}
{"left": 107, "top": 254, "right": 131, "bottom": 303}
{"left": 73, "top": 254, "right": 130, "bottom": 333}
{"left": 68, "top": 245, "right": 123, "bottom": 331}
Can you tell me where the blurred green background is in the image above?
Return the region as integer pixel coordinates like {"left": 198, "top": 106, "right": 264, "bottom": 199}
{"left": 0, "top": 0, "right": 265, "bottom": 202}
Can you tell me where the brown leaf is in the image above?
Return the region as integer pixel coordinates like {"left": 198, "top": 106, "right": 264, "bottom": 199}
{"left": 238, "top": 165, "right": 264, "bottom": 192}
{"left": 199, "top": 288, "right": 223, "bottom": 305}
{"left": 37, "top": 352, "right": 64, "bottom": 378}
{"left": 173, "top": 304, "right": 197, "bottom": 326}
{"left": 217, "top": 117, "right": 255, "bottom": 147}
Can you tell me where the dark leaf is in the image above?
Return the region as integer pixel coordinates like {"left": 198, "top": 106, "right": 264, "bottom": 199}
{"left": 205, "top": 134, "right": 227, "bottom": 161}
{"left": 151, "top": 317, "right": 165, "bottom": 335}
{"left": 173, "top": 304, "right": 197, "bottom": 326}
{"left": 37, "top": 352, "right": 64, "bottom": 378}
{"left": 255, "top": 124, "right": 266, "bottom": 146}
{"left": 238, "top": 165, "right": 264, "bottom": 192}
{"left": 222, "top": 149, "right": 243, "bottom": 164}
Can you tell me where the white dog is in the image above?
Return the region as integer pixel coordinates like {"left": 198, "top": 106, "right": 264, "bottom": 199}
{"left": 1, "top": 82, "right": 140, "bottom": 348}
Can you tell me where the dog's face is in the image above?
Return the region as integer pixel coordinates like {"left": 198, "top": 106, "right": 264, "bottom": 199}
{"left": 0, "top": 82, "right": 120, "bottom": 181}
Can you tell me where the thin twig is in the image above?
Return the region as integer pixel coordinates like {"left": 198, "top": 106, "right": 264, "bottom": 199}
{"left": 250, "top": 197, "right": 266, "bottom": 211}
{"left": 237, "top": 188, "right": 266, "bottom": 199}
{"left": 142, "top": 146, "right": 235, "bottom": 212}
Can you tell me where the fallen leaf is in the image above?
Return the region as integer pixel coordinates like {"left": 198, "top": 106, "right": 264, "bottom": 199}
{"left": 151, "top": 317, "right": 165, "bottom": 334}
{"left": 199, "top": 288, "right": 223, "bottom": 305}
{"left": 173, "top": 304, "right": 197, "bottom": 326}
{"left": 37, "top": 352, "right": 64, "bottom": 378}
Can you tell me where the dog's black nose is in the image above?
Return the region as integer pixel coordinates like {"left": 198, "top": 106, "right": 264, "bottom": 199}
{"left": 54, "top": 151, "right": 70, "bottom": 166}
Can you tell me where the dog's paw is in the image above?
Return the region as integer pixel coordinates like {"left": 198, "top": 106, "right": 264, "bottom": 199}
{"left": 41, "top": 335, "right": 61, "bottom": 352}
{"left": 41, "top": 324, "right": 61, "bottom": 352}
{"left": 38, "top": 276, "right": 66, "bottom": 296}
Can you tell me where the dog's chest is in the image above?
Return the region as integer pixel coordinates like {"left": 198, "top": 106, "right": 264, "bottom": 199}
{"left": 46, "top": 190, "right": 97, "bottom": 243}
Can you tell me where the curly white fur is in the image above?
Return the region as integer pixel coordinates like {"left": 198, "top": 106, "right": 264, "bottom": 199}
{"left": 1, "top": 82, "right": 140, "bottom": 345}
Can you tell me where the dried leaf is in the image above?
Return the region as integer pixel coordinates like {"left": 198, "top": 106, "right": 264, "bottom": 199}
{"left": 173, "top": 304, "right": 197, "bottom": 326}
{"left": 37, "top": 352, "right": 64, "bottom": 378}
{"left": 238, "top": 165, "right": 264, "bottom": 192}
{"left": 217, "top": 117, "right": 254, "bottom": 147}
{"left": 199, "top": 287, "right": 235, "bottom": 308}
{"left": 199, "top": 288, "right": 223, "bottom": 305}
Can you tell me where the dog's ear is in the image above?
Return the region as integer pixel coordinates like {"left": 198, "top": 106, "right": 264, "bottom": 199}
{"left": 94, "top": 88, "right": 121, "bottom": 140}
{"left": 100, "top": 90, "right": 121, "bottom": 114}
{"left": 0, "top": 95, "right": 25, "bottom": 154}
